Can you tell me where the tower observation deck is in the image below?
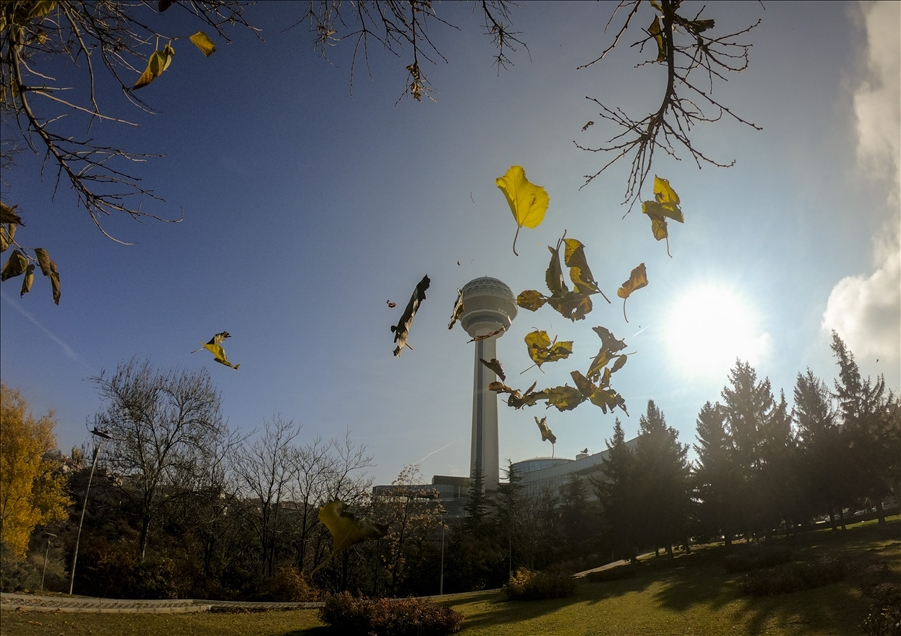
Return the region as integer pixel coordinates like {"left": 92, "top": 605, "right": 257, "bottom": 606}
{"left": 460, "top": 277, "right": 517, "bottom": 492}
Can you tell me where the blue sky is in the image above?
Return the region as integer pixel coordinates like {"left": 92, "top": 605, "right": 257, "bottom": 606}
{"left": 2, "top": 1, "right": 898, "bottom": 488}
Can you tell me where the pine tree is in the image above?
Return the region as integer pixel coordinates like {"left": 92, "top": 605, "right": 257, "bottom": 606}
{"left": 830, "top": 332, "right": 894, "bottom": 524}
{"left": 693, "top": 401, "right": 737, "bottom": 546}
{"left": 592, "top": 419, "right": 638, "bottom": 562}
{"left": 634, "top": 400, "right": 691, "bottom": 556}
{"left": 793, "top": 369, "right": 849, "bottom": 530}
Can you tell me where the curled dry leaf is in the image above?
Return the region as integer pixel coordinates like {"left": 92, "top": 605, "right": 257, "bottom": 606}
{"left": 496, "top": 165, "right": 549, "bottom": 256}
{"left": 617, "top": 263, "right": 648, "bottom": 323}
{"left": 535, "top": 416, "right": 556, "bottom": 444}
{"left": 480, "top": 357, "right": 506, "bottom": 381}
{"left": 467, "top": 325, "right": 506, "bottom": 343}
{"left": 447, "top": 288, "right": 464, "bottom": 329}
{"left": 387, "top": 300, "right": 396, "bottom": 308}
{"left": 391, "top": 275, "right": 430, "bottom": 356}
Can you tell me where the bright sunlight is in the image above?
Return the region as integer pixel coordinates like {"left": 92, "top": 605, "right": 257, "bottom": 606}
{"left": 665, "top": 285, "right": 771, "bottom": 379}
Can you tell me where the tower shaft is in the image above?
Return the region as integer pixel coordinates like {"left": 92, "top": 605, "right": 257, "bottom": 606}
{"left": 471, "top": 337, "right": 500, "bottom": 492}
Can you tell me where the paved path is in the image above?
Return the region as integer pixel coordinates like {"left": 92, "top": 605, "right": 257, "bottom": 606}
{"left": 0, "top": 593, "right": 321, "bottom": 614}
{"left": 2, "top": 563, "right": 625, "bottom": 614}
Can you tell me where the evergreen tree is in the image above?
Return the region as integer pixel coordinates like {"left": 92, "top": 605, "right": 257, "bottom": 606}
{"left": 592, "top": 419, "right": 638, "bottom": 562}
{"left": 793, "top": 369, "right": 849, "bottom": 531}
{"left": 693, "top": 401, "right": 737, "bottom": 545}
{"left": 559, "top": 475, "right": 596, "bottom": 559}
{"left": 720, "top": 360, "right": 776, "bottom": 539}
{"left": 757, "top": 391, "right": 801, "bottom": 538}
{"left": 830, "top": 332, "right": 894, "bottom": 524}
{"left": 633, "top": 401, "right": 691, "bottom": 556}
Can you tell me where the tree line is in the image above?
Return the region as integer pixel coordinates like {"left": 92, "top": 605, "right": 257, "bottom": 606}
{"left": 1, "top": 332, "right": 898, "bottom": 598}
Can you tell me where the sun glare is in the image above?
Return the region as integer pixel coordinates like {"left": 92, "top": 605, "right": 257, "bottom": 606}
{"left": 665, "top": 285, "right": 770, "bottom": 379}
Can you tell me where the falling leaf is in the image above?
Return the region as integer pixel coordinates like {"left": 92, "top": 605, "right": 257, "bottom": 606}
{"left": 592, "top": 326, "right": 627, "bottom": 354}
{"left": 201, "top": 343, "right": 239, "bottom": 370}
{"left": 467, "top": 325, "right": 507, "bottom": 343}
{"left": 617, "top": 263, "right": 648, "bottom": 323}
{"left": 391, "top": 275, "right": 430, "bottom": 356}
{"left": 133, "top": 43, "right": 175, "bottom": 90}
{"left": 387, "top": 300, "right": 396, "bottom": 308}
{"left": 490, "top": 381, "right": 545, "bottom": 409}
{"left": 480, "top": 358, "right": 506, "bottom": 381}
{"left": 496, "top": 165, "right": 549, "bottom": 255}
{"left": 564, "top": 238, "right": 606, "bottom": 298}
{"left": 516, "top": 290, "right": 548, "bottom": 312}
{"left": 28, "top": 0, "right": 56, "bottom": 19}
{"left": 525, "top": 330, "right": 573, "bottom": 368}
{"left": 193, "top": 332, "right": 238, "bottom": 369}
{"left": 318, "top": 501, "right": 388, "bottom": 553}
{"left": 447, "top": 288, "right": 464, "bottom": 330}
{"left": 581, "top": 121, "right": 594, "bottom": 131}
{"left": 535, "top": 416, "right": 556, "bottom": 444}
{"left": 545, "top": 240, "right": 567, "bottom": 296}
{"left": 649, "top": 16, "right": 666, "bottom": 62}
{"left": 189, "top": 31, "right": 216, "bottom": 57}
{"left": 543, "top": 385, "right": 585, "bottom": 412}
{"left": 1, "top": 250, "right": 29, "bottom": 281}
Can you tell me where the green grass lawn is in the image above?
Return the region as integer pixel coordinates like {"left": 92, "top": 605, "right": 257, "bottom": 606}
{"left": 3, "top": 518, "right": 898, "bottom": 636}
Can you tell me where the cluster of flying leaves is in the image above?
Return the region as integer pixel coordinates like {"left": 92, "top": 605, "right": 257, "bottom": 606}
{"left": 133, "top": 31, "right": 217, "bottom": 90}
{"left": 479, "top": 174, "right": 687, "bottom": 443}
{"left": 488, "top": 324, "right": 630, "bottom": 417}
{"left": 516, "top": 235, "right": 611, "bottom": 322}
{"left": 192, "top": 331, "right": 240, "bottom": 370}
{"left": 0, "top": 204, "right": 60, "bottom": 304}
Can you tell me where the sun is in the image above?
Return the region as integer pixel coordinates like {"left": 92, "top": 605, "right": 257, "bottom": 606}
{"left": 664, "top": 285, "right": 770, "bottom": 379}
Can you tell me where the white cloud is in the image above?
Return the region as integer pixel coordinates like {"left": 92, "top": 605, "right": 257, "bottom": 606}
{"left": 822, "top": 1, "right": 901, "bottom": 365}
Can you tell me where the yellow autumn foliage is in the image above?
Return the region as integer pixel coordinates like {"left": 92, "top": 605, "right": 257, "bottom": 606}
{"left": 0, "top": 383, "right": 70, "bottom": 559}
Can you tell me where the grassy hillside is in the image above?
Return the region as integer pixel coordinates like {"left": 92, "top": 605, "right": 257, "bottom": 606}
{"left": 2, "top": 518, "right": 898, "bottom": 636}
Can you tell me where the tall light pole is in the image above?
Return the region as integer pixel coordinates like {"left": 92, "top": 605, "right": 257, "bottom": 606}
{"left": 69, "top": 428, "right": 111, "bottom": 595}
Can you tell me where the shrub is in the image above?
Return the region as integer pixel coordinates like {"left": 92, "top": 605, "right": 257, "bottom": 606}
{"left": 502, "top": 567, "right": 576, "bottom": 601}
{"left": 0, "top": 542, "right": 40, "bottom": 593}
{"left": 738, "top": 556, "right": 849, "bottom": 596}
{"left": 585, "top": 564, "right": 638, "bottom": 583}
{"left": 254, "top": 566, "right": 319, "bottom": 602}
{"left": 319, "top": 591, "right": 464, "bottom": 636}
{"left": 723, "top": 544, "right": 793, "bottom": 573}
{"left": 862, "top": 582, "right": 901, "bottom": 636}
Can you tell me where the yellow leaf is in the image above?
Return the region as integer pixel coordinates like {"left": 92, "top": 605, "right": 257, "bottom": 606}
{"left": 133, "top": 45, "right": 175, "bottom": 90}
{"left": 189, "top": 31, "right": 216, "bottom": 57}
{"left": 653, "top": 176, "right": 683, "bottom": 222}
{"left": 28, "top": 1, "right": 57, "bottom": 19}
{"left": 592, "top": 326, "right": 626, "bottom": 353}
{"left": 525, "top": 330, "right": 573, "bottom": 368}
{"left": 318, "top": 501, "right": 387, "bottom": 553}
{"left": 0, "top": 202, "right": 22, "bottom": 225}
{"left": 543, "top": 385, "right": 584, "bottom": 412}
{"left": 563, "top": 238, "right": 602, "bottom": 295}
{"left": 617, "top": 263, "right": 648, "bottom": 323}
{"left": 201, "top": 343, "right": 239, "bottom": 370}
{"left": 649, "top": 16, "right": 666, "bottom": 63}
{"left": 496, "top": 165, "right": 549, "bottom": 255}
{"left": 516, "top": 290, "right": 548, "bottom": 312}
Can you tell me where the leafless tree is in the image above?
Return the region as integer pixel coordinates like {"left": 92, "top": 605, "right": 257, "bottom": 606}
{"left": 91, "top": 358, "right": 230, "bottom": 561}
{"left": 575, "top": 0, "right": 761, "bottom": 210}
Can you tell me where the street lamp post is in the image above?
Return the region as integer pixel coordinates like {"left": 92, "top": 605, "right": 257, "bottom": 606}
{"left": 439, "top": 512, "right": 445, "bottom": 596}
{"left": 68, "top": 428, "right": 111, "bottom": 595}
{"left": 41, "top": 532, "right": 57, "bottom": 591}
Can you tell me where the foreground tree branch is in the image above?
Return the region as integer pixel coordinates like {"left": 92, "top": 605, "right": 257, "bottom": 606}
{"left": 575, "top": 0, "right": 761, "bottom": 212}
